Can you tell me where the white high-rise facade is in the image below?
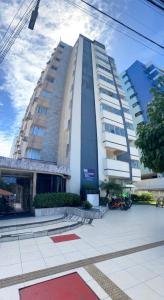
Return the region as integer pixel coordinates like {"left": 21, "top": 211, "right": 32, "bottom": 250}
{"left": 13, "top": 35, "right": 141, "bottom": 194}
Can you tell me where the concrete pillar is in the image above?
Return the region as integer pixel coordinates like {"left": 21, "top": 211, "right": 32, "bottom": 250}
{"left": 32, "top": 172, "right": 37, "bottom": 199}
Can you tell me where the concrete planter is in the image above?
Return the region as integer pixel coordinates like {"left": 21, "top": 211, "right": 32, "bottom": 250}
{"left": 35, "top": 207, "right": 67, "bottom": 217}
{"left": 34, "top": 206, "right": 107, "bottom": 219}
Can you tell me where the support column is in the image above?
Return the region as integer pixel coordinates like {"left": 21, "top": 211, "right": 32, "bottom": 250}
{"left": 32, "top": 172, "right": 37, "bottom": 199}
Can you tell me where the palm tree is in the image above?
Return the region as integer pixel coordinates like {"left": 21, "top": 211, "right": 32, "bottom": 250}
{"left": 100, "top": 179, "right": 123, "bottom": 198}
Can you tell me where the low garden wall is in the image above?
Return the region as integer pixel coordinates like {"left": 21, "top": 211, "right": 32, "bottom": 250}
{"left": 35, "top": 206, "right": 108, "bottom": 219}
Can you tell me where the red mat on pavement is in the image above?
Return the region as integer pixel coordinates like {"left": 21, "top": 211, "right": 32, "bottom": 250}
{"left": 51, "top": 233, "right": 80, "bottom": 243}
{"left": 19, "top": 272, "right": 100, "bottom": 300}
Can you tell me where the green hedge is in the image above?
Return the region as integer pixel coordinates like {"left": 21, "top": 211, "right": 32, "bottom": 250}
{"left": 83, "top": 200, "right": 92, "bottom": 210}
{"left": 131, "top": 192, "right": 154, "bottom": 202}
{"left": 33, "top": 192, "right": 82, "bottom": 208}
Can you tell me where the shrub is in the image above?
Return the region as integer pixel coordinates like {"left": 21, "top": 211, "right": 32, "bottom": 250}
{"left": 83, "top": 200, "right": 92, "bottom": 210}
{"left": 33, "top": 192, "right": 82, "bottom": 208}
{"left": 131, "top": 192, "right": 154, "bottom": 203}
{"left": 131, "top": 194, "right": 141, "bottom": 202}
{"left": 139, "top": 192, "right": 154, "bottom": 202}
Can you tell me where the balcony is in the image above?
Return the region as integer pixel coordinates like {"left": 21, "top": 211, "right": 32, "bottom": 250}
{"left": 101, "top": 110, "right": 123, "bottom": 124}
{"left": 99, "top": 93, "right": 119, "bottom": 106}
{"left": 32, "top": 114, "right": 46, "bottom": 127}
{"left": 132, "top": 168, "right": 141, "bottom": 180}
{"left": 124, "top": 112, "right": 133, "bottom": 121}
{"left": 28, "top": 136, "right": 43, "bottom": 149}
{"left": 103, "top": 131, "right": 127, "bottom": 152}
{"left": 130, "top": 147, "right": 139, "bottom": 157}
{"left": 104, "top": 158, "right": 130, "bottom": 178}
{"left": 127, "top": 128, "right": 136, "bottom": 141}
{"left": 98, "top": 79, "right": 116, "bottom": 92}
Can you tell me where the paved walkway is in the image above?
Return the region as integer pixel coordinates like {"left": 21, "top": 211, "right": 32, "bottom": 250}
{"left": 0, "top": 205, "right": 164, "bottom": 299}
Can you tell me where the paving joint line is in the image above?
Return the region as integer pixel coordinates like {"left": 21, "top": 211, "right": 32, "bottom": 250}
{"left": 85, "top": 264, "right": 132, "bottom": 300}
{"left": 0, "top": 239, "right": 164, "bottom": 288}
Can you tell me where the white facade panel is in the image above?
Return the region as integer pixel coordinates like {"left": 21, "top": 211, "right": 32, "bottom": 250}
{"left": 68, "top": 37, "right": 83, "bottom": 194}
{"left": 127, "top": 128, "right": 136, "bottom": 137}
{"left": 130, "top": 146, "right": 139, "bottom": 157}
{"left": 103, "top": 132, "right": 127, "bottom": 146}
{"left": 104, "top": 159, "right": 130, "bottom": 178}
{"left": 101, "top": 111, "right": 123, "bottom": 124}
{"left": 132, "top": 168, "right": 141, "bottom": 177}
{"left": 96, "top": 67, "right": 113, "bottom": 78}
{"left": 98, "top": 80, "right": 116, "bottom": 92}
{"left": 99, "top": 94, "right": 119, "bottom": 105}
{"left": 121, "top": 100, "right": 129, "bottom": 108}
{"left": 132, "top": 176, "right": 141, "bottom": 182}
{"left": 104, "top": 141, "right": 127, "bottom": 152}
{"left": 135, "top": 114, "right": 144, "bottom": 124}
{"left": 124, "top": 112, "right": 133, "bottom": 121}
{"left": 101, "top": 99, "right": 120, "bottom": 110}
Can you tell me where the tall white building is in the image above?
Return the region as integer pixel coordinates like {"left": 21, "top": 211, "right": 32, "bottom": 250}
{"left": 13, "top": 35, "right": 141, "bottom": 194}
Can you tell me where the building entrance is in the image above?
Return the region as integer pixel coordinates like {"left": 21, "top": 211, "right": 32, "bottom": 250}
{"left": 0, "top": 174, "right": 32, "bottom": 216}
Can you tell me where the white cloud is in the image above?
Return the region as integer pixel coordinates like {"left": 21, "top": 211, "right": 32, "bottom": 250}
{"left": 0, "top": 0, "right": 127, "bottom": 156}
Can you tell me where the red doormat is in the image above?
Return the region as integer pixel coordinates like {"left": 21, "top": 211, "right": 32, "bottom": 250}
{"left": 51, "top": 233, "right": 80, "bottom": 243}
{"left": 19, "top": 272, "right": 100, "bottom": 300}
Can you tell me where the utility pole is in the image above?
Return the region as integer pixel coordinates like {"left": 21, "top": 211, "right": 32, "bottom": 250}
{"left": 28, "top": 0, "right": 41, "bottom": 30}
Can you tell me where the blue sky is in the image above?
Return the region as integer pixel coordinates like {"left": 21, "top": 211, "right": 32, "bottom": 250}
{"left": 0, "top": 0, "right": 163, "bottom": 156}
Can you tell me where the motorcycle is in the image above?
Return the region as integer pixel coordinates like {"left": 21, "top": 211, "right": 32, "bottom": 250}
{"left": 108, "top": 197, "right": 132, "bottom": 210}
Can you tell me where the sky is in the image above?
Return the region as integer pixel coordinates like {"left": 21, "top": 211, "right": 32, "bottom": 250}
{"left": 0, "top": 0, "right": 163, "bottom": 157}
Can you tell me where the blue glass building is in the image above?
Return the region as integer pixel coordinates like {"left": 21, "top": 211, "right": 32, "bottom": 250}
{"left": 121, "top": 60, "right": 163, "bottom": 178}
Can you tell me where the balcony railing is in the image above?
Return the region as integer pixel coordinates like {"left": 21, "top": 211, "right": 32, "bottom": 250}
{"left": 104, "top": 158, "right": 130, "bottom": 178}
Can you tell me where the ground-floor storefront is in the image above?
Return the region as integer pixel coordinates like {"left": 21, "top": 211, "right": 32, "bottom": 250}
{"left": 0, "top": 157, "right": 69, "bottom": 216}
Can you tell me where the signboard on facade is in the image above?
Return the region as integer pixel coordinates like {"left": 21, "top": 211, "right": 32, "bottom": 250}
{"left": 83, "top": 169, "right": 95, "bottom": 181}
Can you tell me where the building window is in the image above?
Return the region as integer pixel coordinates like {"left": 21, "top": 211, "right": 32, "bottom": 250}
{"left": 36, "top": 106, "right": 47, "bottom": 115}
{"left": 101, "top": 103, "right": 121, "bottom": 116}
{"left": 31, "top": 126, "right": 45, "bottom": 137}
{"left": 94, "top": 41, "right": 105, "bottom": 49}
{"left": 126, "top": 122, "right": 134, "bottom": 130}
{"left": 26, "top": 148, "right": 41, "bottom": 160}
{"left": 96, "top": 64, "right": 111, "bottom": 74}
{"left": 122, "top": 73, "right": 127, "bottom": 79}
{"left": 95, "top": 49, "right": 108, "bottom": 57}
{"left": 40, "top": 90, "right": 51, "bottom": 98}
{"left": 99, "top": 87, "right": 118, "bottom": 100}
{"left": 127, "top": 87, "right": 133, "bottom": 92}
{"left": 123, "top": 107, "right": 130, "bottom": 114}
{"left": 97, "top": 74, "right": 114, "bottom": 85}
{"left": 104, "top": 123, "right": 125, "bottom": 137}
{"left": 51, "top": 65, "right": 57, "bottom": 70}
{"left": 46, "top": 75, "right": 55, "bottom": 83}
{"left": 131, "top": 160, "right": 140, "bottom": 169}
{"left": 125, "top": 79, "right": 130, "bottom": 84}
{"left": 135, "top": 111, "right": 142, "bottom": 117}
{"left": 132, "top": 102, "right": 140, "bottom": 108}
{"left": 130, "top": 93, "right": 137, "bottom": 99}
{"left": 96, "top": 55, "right": 108, "bottom": 64}
{"left": 137, "top": 121, "right": 144, "bottom": 126}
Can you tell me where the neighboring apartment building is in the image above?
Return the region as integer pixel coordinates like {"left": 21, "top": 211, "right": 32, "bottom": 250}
{"left": 12, "top": 35, "right": 141, "bottom": 194}
{"left": 120, "top": 61, "right": 163, "bottom": 178}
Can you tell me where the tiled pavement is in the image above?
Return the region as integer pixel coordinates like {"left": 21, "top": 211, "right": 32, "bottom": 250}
{"left": 0, "top": 205, "right": 164, "bottom": 299}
